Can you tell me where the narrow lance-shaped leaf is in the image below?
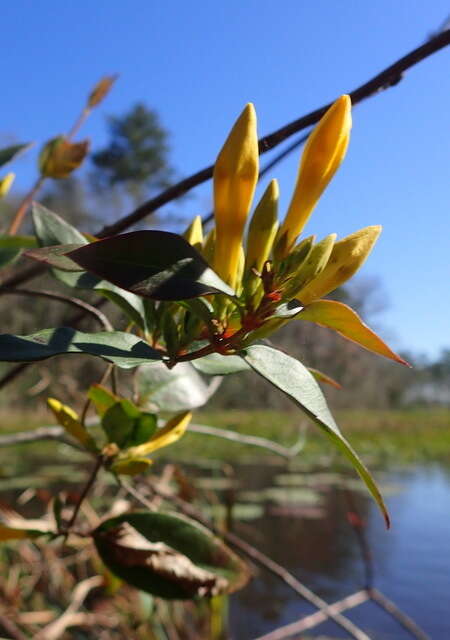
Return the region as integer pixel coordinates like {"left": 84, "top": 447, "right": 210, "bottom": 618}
{"left": 47, "top": 398, "right": 98, "bottom": 451}
{"left": 308, "top": 367, "right": 342, "bottom": 390}
{"left": 30, "top": 204, "right": 147, "bottom": 330}
{"left": 299, "top": 299, "right": 409, "bottom": 366}
{"left": 0, "top": 328, "right": 162, "bottom": 369}
{"left": 241, "top": 344, "right": 390, "bottom": 527}
{"left": 0, "top": 143, "right": 32, "bottom": 168}
{"left": 67, "top": 230, "right": 235, "bottom": 301}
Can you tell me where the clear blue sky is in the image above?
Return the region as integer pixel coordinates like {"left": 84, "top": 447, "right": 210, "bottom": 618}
{"left": 2, "top": 1, "right": 449, "bottom": 359}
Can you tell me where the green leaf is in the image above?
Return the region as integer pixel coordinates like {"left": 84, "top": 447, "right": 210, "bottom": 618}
{"left": 88, "top": 384, "right": 119, "bottom": 417}
{"left": 0, "top": 235, "right": 38, "bottom": 269}
{"left": 137, "top": 361, "right": 220, "bottom": 412}
{"left": 102, "top": 400, "right": 157, "bottom": 448}
{"left": 0, "top": 143, "right": 32, "bottom": 168}
{"left": 31, "top": 204, "right": 147, "bottom": 329}
{"left": 67, "top": 230, "right": 235, "bottom": 300}
{"left": 192, "top": 352, "right": 250, "bottom": 375}
{"left": 93, "top": 511, "right": 249, "bottom": 599}
{"left": 32, "top": 203, "right": 87, "bottom": 246}
{"left": 0, "top": 328, "right": 162, "bottom": 369}
{"left": 241, "top": 344, "right": 389, "bottom": 527}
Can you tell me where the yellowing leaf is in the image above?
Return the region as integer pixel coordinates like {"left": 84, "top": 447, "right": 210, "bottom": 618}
{"left": 127, "top": 411, "right": 191, "bottom": 458}
{"left": 0, "top": 524, "right": 43, "bottom": 541}
{"left": 300, "top": 300, "right": 409, "bottom": 366}
{"left": 308, "top": 367, "right": 342, "bottom": 389}
{"left": 47, "top": 398, "right": 98, "bottom": 450}
{"left": 110, "top": 457, "right": 152, "bottom": 476}
{"left": 39, "top": 136, "right": 90, "bottom": 179}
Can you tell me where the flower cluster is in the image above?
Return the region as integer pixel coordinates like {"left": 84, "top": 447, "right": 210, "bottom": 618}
{"left": 181, "top": 96, "right": 389, "bottom": 359}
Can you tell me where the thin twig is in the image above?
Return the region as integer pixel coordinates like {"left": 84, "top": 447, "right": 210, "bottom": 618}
{"left": 0, "top": 610, "right": 28, "bottom": 640}
{"left": 253, "top": 590, "right": 370, "bottom": 640}
{"left": 34, "top": 575, "right": 103, "bottom": 640}
{"left": 7, "top": 176, "right": 45, "bottom": 236}
{"left": 0, "top": 424, "right": 76, "bottom": 448}
{"left": 126, "top": 480, "right": 371, "bottom": 640}
{"left": 64, "top": 456, "right": 103, "bottom": 534}
{"left": 189, "top": 423, "right": 304, "bottom": 458}
{"left": 1, "top": 288, "right": 113, "bottom": 331}
{"left": 370, "top": 588, "right": 431, "bottom": 640}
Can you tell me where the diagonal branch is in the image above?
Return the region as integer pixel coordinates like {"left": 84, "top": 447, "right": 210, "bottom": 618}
{"left": 99, "top": 29, "right": 450, "bottom": 237}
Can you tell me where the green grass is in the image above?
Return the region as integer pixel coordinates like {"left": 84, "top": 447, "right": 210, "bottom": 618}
{"left": 0, "top": 409, "right": 449, "bottom": 478}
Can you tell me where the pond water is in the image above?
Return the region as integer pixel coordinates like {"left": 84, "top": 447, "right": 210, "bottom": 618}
{"left": 227, "top": 463, "right": 450, "bottom": 640}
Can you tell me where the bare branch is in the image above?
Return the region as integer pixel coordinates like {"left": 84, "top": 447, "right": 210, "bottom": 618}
{"left": 1, "top": 288, "right": 113, "bottom": 332}
{"left": 0, "top": 425, "right": 73, "bottom": 448}
{"left": 100, "top": 29, "right": 450, "bottom": 236}
{"left": 370, "top": 588, "right": 431, "bottom": 640}
{"left": 189, "top": 422, "right": 305, "bottom": 458}
{"left": 254, "top": 590, "right": 370, "bottom": 640}
{"left": 34, "top": 575, "right": 103, "bottom": 640}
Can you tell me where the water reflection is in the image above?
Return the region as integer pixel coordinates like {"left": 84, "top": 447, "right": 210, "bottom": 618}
{"left": 228, "top": 464, "right": 450, "bottom": 639}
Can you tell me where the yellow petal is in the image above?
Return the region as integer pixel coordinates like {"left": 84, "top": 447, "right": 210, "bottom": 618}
{"left": 296, "top": 226, "right": 381, "bottom": 305}
{"left": 0, "top": 173, "right": 15, "bottom": 198}
{"left": 183, "top": 215, "right": 204, "bottom": 251}
{"left": 276, "top": 95, "right": 351, "bottom": 257}
{"left": 246, "top": 179, "right": 279, "bottom": 273}
{"left": 213, "top": 104, "right": 259, "bottom": 287}
{"left": 126, "top": 411, "right": 191, "bottom": 457}
{"left": 47, "top": 397, "right": 97, "bottom": 451}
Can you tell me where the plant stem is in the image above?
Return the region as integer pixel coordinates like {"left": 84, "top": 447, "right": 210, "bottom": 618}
{"left": 7, "top": 176, "right": 45, "bottom": 235}
{"left": 64, "top": 456, "right": 103, "bottom": 534}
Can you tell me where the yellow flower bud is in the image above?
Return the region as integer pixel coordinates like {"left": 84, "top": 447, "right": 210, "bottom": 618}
{"left": 0, "top": 173, "right": 15, "bottom": 198}
{"left": 287, "top": 233, "right": 336, "bottom": 299}
{"left": 39, "top": 136, "right": 89, "bottom": 179}
{"left": 183, "top": 215, "right": 204, "bottom": 251}
{"left": 296, "top": 226, "right": 381, "bottom": 305}
{"left": 201, "top": 227, "right": 216, "bottom": 265}
{"left": 213, "top": 103, "right": 259, "bottom": 287}
{"left": 246, "top": 179, "right": 279, "bottom": 273}
{"left": 276, "top": 95, "right": 352, "bottom": 257}
{"left": 87, "top": 74, "right": 118, "bottom": 108}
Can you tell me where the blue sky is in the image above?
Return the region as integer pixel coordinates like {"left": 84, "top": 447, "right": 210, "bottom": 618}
{"left": 2, "top": 1, "right": 449, "bottom": 359}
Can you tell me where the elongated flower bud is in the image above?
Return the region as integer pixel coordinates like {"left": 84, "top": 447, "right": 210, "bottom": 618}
{"left": 183, "top": 215, "right": 203, "bottom": 251}
{"left": 275, "top": 95, "right": 351, "bottom": 258}
{"left": 213, "top": 104, "right": 259, "bottom": 287}
{"left": 246, "top": 179, "right": 279, "bottom": 273}
{"left": 296, "top": 225, "right": 381, "bottom": 305}
{"left": 201, "top": 227, "right": 216, "bottom": 265}
{"left": 0, "top": 173, "right": 15, "bottom": 198}
{"left": 286, "top": 233, "right": 336, "bottom": 299}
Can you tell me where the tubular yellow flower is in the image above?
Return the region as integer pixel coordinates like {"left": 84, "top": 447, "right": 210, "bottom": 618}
{"left": 245, "top": 179, "right": 279, "bottom": 273}
{"left": 296, "top": 225, "right": 381, "bottom": 305}
{"left": 183, "top": 215, "right": 204, "bottom": 251}
{"left": 276, "top": 95, "right": 352, "bottom": 258}
{"left": 0, "top": 173, "right": 15, "bottom": 198}
{"left": 213, "top": 103, "right": 259, "bottom": 287}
